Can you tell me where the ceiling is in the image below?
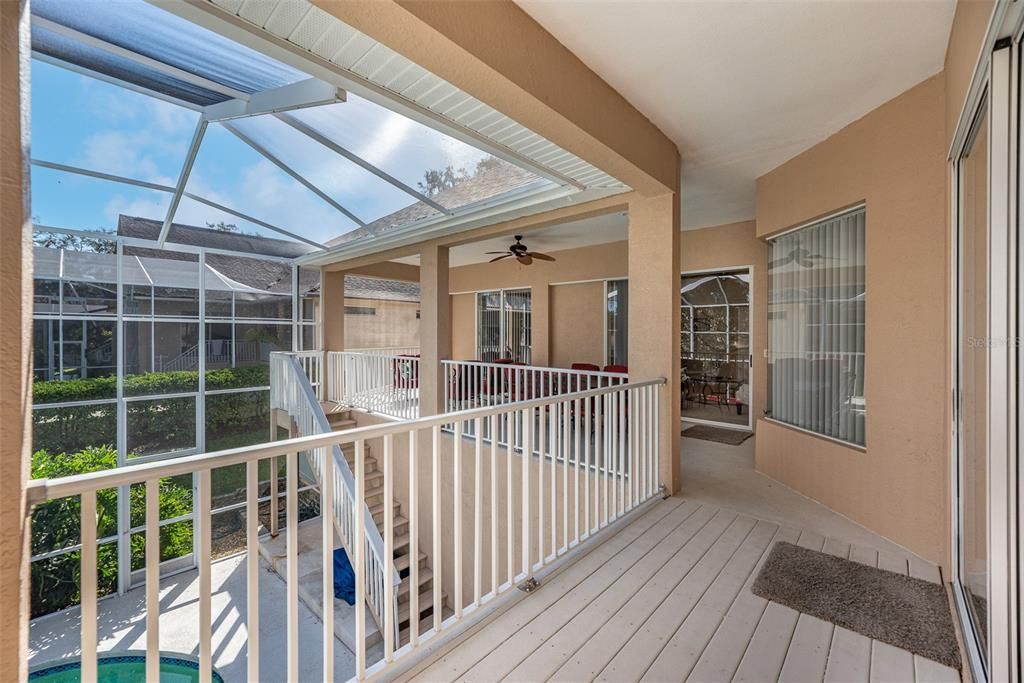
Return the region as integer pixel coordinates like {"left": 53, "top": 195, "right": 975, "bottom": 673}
{"left": 394, "top": 211, "right": 628, "bottom": 267}
{"left": 517, "top": 0, "right": 956, "bottom": 229}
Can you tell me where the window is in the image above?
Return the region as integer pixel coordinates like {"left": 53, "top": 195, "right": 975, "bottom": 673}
{"left": 345, "top": 306, "right": 377, "bottom": 316}
{"left": 477, "top": 288, "right": 532, "bottom": 363}
{"left": 767, "top": 206, "right": 866, "bottom": 445}
{"left": 606, "top": 280, "right": 628, "bottom": 366}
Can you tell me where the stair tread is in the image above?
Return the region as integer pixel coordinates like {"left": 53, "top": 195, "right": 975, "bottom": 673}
{"left": 397, "top": 567, "right": 433, "bottom": 597}
{"left": 395, "top": 551, "right": 427, "bottom": 572}
{"left": 369, "top": 500, "right": 401, "bottom": 515}
{"left": 397, "top": 585, "right": 447, "bottom": 622}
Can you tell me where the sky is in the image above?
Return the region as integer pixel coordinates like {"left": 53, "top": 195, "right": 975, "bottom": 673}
{"left": 30, "top": 56, "right": 498, "bottom": 247}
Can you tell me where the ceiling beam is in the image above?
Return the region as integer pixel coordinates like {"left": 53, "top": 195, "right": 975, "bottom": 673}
{"left": 276, "top": 112, "right": 455, "bottom": 216}
{"left": 203, "top": 77, "right": 345, "bottom": 122}
{"left": 31, "top": 158, "right": 325, "bottom": 250}
{"left": 157, "top": 117, "right": 207, "bottom": 246}
{"left": 221, "top": 120, "right": 367, "bottom": 227}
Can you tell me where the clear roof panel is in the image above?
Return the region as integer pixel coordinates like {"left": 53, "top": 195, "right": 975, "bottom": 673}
{"left": 226, "top": 116, "right": 423, "bottom": 225}
{"left": 31, "top": 60, "right": 202, "bottom": 183}
{"left": 31, "top": 165, "right": 170, "bottom": 233}
{"left": 32, "top": 26, "right": 229, "bottom": 107}
{"left": 289, "top": 96, "right": 548, "bottom": 211}
{"left": 183, "top": 124, "right": 359, "bottom": 245}
{"left": 32, "top": 0, "right": 306, "bottom": 100}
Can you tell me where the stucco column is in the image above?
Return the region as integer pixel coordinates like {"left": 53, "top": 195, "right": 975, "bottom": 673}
{"left": 628, "top": 194, "right": 681, "bottom": 495}
{"left": 321, "top": 269, "right": 346, "bottom": 351}
{"left": 0, "top": 0, "right": 31, "bottom": 678}
{"left": 530, "top": 282, "right": 551, "bottom": 366}
{"left": 419, "top": 245, "right": 451, "bottom": 416}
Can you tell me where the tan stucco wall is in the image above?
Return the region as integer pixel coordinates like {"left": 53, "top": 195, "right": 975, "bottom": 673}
{"left": 944, "top": 0, "right": 995, "bottom": 147}
{"left": 0, "top": 0, "right": 30, "bottom": 676}
{"left": 754, "top": 74, "right": 949, "bottom": 566}
{"left": 550, "top": 282, "right": 606, "bottom": 368}
{"left": 449, "top": 240, "right": 628, "bottom": 366}
{"left": 344, "top": 298, "right": 420, "bottom": 350}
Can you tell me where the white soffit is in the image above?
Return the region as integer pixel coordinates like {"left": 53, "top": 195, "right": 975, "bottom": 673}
{"left": 518, "top": 0, "right": 957, "bottom": 230}
{"left": 190, "top": 0, "right": 629, "bottom": 194}
{"left": 393, "top": 211, "right": 629, "bottom": 268}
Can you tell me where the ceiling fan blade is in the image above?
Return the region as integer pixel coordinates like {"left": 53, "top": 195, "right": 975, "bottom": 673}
{"left": 485, "top": 251, "right": 510, "bottom": 255}
{"left": 516, "top": 253, "right": 533, "bottom": 265}
{"left": 529, "top": 251, "right": 556, "bottom": 262}
{"left": 489, "top": 254, "right": 514, "bottom": 263}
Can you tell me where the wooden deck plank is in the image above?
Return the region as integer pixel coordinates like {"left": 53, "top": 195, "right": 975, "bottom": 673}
{"left": 638, "top": 520, "right": 780, "bottom": 682}
{"left": 412, "top": 498, "right": 691, "bottom": 682}
{"left": 870, "top": 550, "right": 915, "bottom": 682}
{"left": 504, "top": 507, "right": 744, "bottom": 682}
{"left": 819, "top": 540, "right": 871, "bottom": 683}
{"left": 542, "top": 509, "right": 741, "bottom": 682}
{"left": 778, "top": 535, "right": 850, "bottom": 682}
{"left": 592, "top": 514, "right": 761, "bottom": 682}
{"left": 685, "top": 525, "right": 801, "bottom": 682}
{"left": 731, "top": 530, "right": 825, "bottom": 683}
{"left": 482, "top": 506, "right": 729, "bottom": 681}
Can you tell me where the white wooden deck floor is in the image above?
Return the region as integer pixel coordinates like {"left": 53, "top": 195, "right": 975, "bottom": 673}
{"left": 410, "top": 498, "right": 961, "bottom": 683}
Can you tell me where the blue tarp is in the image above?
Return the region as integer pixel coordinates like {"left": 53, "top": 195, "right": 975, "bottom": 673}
{"left": 332, "top": 548, "right": 356, "bottom": 605}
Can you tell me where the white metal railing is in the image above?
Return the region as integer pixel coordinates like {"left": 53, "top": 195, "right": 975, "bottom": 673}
{"left": 269, "top": 352, "right": 396, "bottom": 636}
{"left": 327, "top": 350, "right": 420, "bottom": 420}
{"left": 290, "top": 349, "right": 324, "bottom": 401}
{"left": 24, "top": 374, "right": 664, "bottom": 682}
{"left": 443, "top": 360, "right": 627, "bottom": 414}
{"left": 156, "top": 339, "right": 262, "bottom": 372}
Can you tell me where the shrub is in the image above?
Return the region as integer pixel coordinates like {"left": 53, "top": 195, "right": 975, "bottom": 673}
{"left": 32, "top": 366, "right": 271, "bottom": 456}
{"left": 30, "top": 446, "right": 193, "bottom": 616}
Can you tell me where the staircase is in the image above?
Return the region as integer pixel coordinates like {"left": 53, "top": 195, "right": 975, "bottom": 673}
{"left": 262, "top": 399, "right": 447, "bottom": 651}
{"left": 322, "top": 404, "right": 450, "bottom": 645}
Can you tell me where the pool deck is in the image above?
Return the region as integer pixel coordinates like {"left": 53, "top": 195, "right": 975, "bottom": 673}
{"left": 28, "top": 552, "right": 364, "bottom": 681}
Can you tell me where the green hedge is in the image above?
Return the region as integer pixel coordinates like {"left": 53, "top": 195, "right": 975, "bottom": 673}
{"left": 30, "top": 446, "right": 193, "bottom": 617}
{"left": 32, "top": 366, "right": 271, "bottom": 455}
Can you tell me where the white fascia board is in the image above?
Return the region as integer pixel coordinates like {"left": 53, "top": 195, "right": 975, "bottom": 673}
{"left": 297, "top": 185, "right": 629, "bottom": 268}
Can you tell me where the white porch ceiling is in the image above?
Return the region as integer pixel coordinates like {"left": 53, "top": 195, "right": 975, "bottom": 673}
{"left": 517, "top": 0, "right": 957, "bottom": 230}
{"left": 393, "top": 211, "right": 628, "bottom": 268}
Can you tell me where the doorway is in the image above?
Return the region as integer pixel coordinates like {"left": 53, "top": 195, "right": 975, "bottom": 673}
{"left": 680, "top": 268, "right": 752, "bottom": 430}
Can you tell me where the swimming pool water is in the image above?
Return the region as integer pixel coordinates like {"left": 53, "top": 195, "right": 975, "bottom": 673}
{"left": 30, "top": 654, "right": 225, "bottom": 682}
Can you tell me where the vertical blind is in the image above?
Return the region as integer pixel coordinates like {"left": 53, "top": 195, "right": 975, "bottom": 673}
{"left": 768, "top": 207, "right": 866, "bottom": 445}
{"left": 477, "top": 288, "right": 532, "bottom": 363}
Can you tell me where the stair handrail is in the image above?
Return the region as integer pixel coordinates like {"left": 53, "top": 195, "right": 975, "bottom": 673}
{"left": 270, "top": 352, "right": 399, "bottom": 636}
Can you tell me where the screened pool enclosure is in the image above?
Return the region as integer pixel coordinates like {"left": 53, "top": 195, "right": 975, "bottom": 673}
{"left": 26, "top": 0, "right": 598, "bottom": 618}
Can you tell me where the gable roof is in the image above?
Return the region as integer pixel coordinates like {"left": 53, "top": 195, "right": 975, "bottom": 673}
{"left": 326, "top": 161, "right": 541, "bottom": 248}
{"left": 116, "top": 215, "right": 419, "bottom": 302}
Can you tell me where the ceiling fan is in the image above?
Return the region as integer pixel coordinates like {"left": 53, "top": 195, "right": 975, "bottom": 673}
{"left": 486, "top": 235, "right": 556, "bottom": 266}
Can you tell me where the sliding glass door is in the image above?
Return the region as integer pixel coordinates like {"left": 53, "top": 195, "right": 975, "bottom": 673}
{"left": 951, "top": 15, "right": 1023, "bottom": 680}
{"left": 955, "top": 97, "right": 990, "bottom": 672}
{"left": 680, "top": 269, "right": 751, "bottom": 428}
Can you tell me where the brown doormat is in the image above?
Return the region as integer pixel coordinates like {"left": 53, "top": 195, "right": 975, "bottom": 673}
{"left": 751, "top": 541, "right": 961, "bottom": 670}
{"left": 681, "top": 424, "right": 752, "bottom": 445}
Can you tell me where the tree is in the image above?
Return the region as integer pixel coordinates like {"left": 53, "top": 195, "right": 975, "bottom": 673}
{"left": 33, "top": 229, "right": 116, "bottom": 254}
{"left": 416, "top": 155, "right": 505, "bottom": 196}
{"left": 418, "top": 165, "right": 469, "bottom": 196}
{"left": 206, "top": 221, "right": 239, "bottom": 232}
